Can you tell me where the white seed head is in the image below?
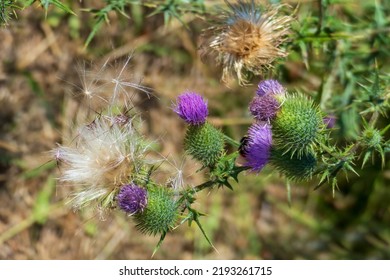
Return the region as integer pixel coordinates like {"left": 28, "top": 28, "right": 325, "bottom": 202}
{"left": 53, "top": 114, "right": 151, "bottom": 209}
{"left": 54, "top": 55, "right": 157, "bottom": 211}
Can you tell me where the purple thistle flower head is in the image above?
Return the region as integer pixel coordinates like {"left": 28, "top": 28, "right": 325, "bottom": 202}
{"left": 256, "top": 79, "right": 284, "bottom": 96}
{"left": 323, "top": 115, "right": 336, "bottom": 129}
{"left": 173, "top": 92, "right": 208, "bottom": 125}
{"left": 240, "top": 123, "right": 272, "bottom": 172}
{"left": 117, "top": 184, "right": 148, "bottom": 214}
{"left": 249, "top": 95, "right": 280, "bottom": 121}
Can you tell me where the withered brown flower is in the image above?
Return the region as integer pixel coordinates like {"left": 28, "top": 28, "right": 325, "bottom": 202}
{"left": 200, "top": 0, "right": 293, "bottom": 85}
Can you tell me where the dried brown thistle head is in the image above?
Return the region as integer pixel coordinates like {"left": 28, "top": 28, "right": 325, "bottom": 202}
{"left": 200, "top": 0, "right": 293, "bottom": 85}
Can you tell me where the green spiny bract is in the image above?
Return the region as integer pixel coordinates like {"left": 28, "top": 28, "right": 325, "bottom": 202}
{"left": 270, "top": 148, "right": 317, "bottom": 181}
{"left": 134, "top": 186, "right": 179, "bottom": 236}
{"left": 360, "top": 125, "right": 386, "bottom": 167}
{"left": 184, "top": 122, "right": 225, "bottom": 167}
{"left": 361, "top": 127, "right": 382, "bottom": 148}
{"left": 272, "top": 94, "right": 324, "bottom": 157}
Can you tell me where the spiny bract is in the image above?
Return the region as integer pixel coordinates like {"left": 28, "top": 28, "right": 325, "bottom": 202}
{"left": 270, "top": 149, "right": 317, "bottom": 181}
{"left": 134, "top": 186, "right": 179, "bottom": 236}
{"left": 362, "top": 127, "right": 382, "bottom": 148}
{"left": 272, "top": 94, "right": 324, "bottom": 157}
{"left": 184, "top": 122, "right": 225, "bottom": 167}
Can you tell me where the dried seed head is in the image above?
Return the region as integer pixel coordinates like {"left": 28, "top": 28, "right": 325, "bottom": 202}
{"left": 53, "top": 114, "right": 152, "bottom": 209}
{"left": 200, "top": 1, "right": 293, "bottom": 85}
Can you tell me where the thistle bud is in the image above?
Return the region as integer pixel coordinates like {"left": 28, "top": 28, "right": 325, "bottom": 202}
{"left": 270, "top": 149, "right": 317, "bottom": 181}
{"left": 184, "top": 122, "right": 225, "bottom": 167}
{"left": 271, "top": 94, "right": 323, "bottom": 157}
{"left": 362, "top": 127, "right": 382, "bottom": 148}
{"left": 134, "top": 186, "right": 179, "bottom": 236}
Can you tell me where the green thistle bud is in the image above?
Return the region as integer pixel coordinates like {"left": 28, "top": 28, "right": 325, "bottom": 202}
{"left": 270, "top": 149, "right": 317, "bottom": 181}
{"left": 362, "top": 127, "right": 382, "bottom": 148}
{"left": 134, "top": 186, "right": 179, "bottom": 236}
{"left": 272, "top": 94, "right": 323, "bottom": 157}
{"left": 184, "top": 122, "right": 225, "bottom": 167}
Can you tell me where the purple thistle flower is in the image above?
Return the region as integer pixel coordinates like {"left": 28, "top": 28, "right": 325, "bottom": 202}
{"left": 249, "top": 94, "right": 280, "bottom": 121}
{"left": 173, "top": 92, "right": 208, "bottom": 125}
{"left": 323, "top": 115, "right": 336, "bottom": 129}
{"left": 117, "top": 184, "right": 148, "bottom": 214}
{"left": 240, "top": 123, "right": 272, "bottom": 172}
{"left": 256, "top": 79, "right": 284, "bottom": 96}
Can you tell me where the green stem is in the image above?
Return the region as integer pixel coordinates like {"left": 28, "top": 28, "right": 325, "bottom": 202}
{"left": 368, "top": 111, "right": 379, "bottom": 127}
{"left": 223, "top": 134, "right": 240, "bottom": 148}
{"left": 316, "top": 0, "right": 325, "bottom": 35}
{"left": 0, "top": 202, "right": 64, "bottom": 246}
{"left": 186, "top": 180, "right": 215, "bottom": 195}
{"left": 178, "top": 164, "right": 248, "bottom": 202}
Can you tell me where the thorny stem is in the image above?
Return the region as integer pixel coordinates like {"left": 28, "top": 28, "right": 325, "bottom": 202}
{"left": 368, "top": 110, "right": 380, "bottom": 126}
{"left": 349, "top": 111, "right": 379, "bottom": 154}
{"left": 178, "top": 164, "right": 247, "bottom": 203}
{"left": 176, "top": 180, "right": 215, "bottom": 206}
{"left": 186, "top": 180, "right": 215, "bottom": 195}
{"left": 320, "top": 111, "right": 381, "bottom": 162}
{"left": 319, "top": 141, "right": 338, "bottom": 158}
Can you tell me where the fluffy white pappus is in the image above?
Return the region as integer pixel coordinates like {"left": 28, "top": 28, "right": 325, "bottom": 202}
{"left": 71, "top": 55, "right": 152, "bottom": 111}
{"left": 163, "top": 156, "right": 186, "bottom": 191}
{"left": 53, "top": 114, "right": 152, "bottom": 208}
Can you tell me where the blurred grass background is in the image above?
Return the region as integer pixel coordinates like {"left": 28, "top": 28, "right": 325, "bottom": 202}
{"left": 0, "top": 0, "right": 389, "bottom": 259}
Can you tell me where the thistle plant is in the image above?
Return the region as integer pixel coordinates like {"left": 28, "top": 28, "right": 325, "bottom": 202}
{"left": 174, "top": 92, "right": 226, "bottom": 168}
{"left": 52, "top": 58, "right": 183, "bottom": 253}
{"left": 47, "top": 0, "right": 390, "bottom": 256}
